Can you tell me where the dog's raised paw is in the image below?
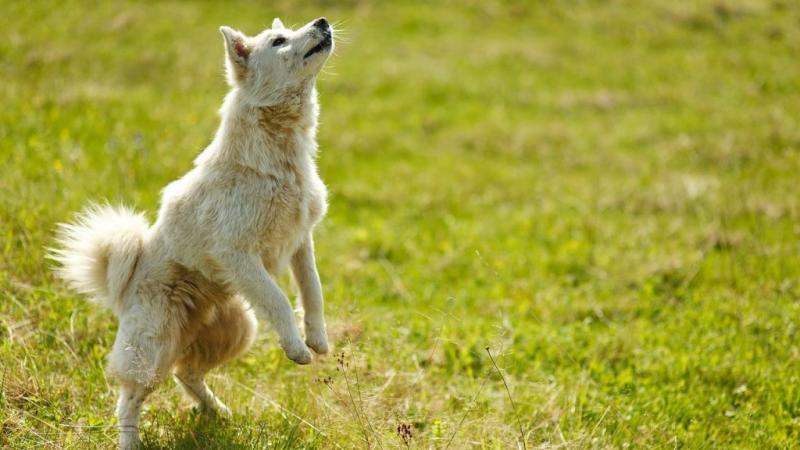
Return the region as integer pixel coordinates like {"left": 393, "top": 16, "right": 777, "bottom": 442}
{"left": 305, "top": 334, "right": 330, "bottom": 355}
{"left": 284, "top": 341, "right": 313, "bottom": 364}
{"left": 290, "top": 348, "right": 313, "bottom": 364}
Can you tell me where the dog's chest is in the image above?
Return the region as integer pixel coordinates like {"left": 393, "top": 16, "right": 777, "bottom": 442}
{"left": 256, "top": 162, "right": 327, "bottom": 272}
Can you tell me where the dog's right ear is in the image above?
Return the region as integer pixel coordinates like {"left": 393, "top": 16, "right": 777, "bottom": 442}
{"left": 219, "top": 26, "right": 250, "bottom": 85}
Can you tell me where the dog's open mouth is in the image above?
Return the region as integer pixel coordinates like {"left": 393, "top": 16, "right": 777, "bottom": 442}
{"left": 303, "top": 34, "right": 332, "bottom": 59}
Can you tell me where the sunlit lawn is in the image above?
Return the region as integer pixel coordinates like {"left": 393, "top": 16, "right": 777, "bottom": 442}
{"left": 2, "top": 0, "right": 800, "bottom": 448}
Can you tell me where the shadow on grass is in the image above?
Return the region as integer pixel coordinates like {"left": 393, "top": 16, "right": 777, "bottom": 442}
{"left": 141, "top": 409, "right": 320, "bottom": 450}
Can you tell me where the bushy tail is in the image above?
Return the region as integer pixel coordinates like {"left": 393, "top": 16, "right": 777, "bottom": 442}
{"left": 50, "top": 204, "right": 149, "bottom": 315}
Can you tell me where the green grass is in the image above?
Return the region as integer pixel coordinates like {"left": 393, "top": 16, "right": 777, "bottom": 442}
{"left": 2, "top": 0, "right": 800, "bottom": 448}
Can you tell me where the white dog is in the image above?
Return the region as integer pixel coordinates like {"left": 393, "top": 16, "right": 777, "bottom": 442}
{"left": 51, "top": 17, "right": 334, "bottom": 449}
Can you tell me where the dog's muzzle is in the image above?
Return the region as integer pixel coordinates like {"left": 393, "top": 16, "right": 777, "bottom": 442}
{"left": 304, "top": 17, "right": 332, "bottom": 59}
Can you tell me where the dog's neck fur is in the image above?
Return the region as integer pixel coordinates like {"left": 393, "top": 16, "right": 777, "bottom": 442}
{"left": 195, "top": 83, "right": 319, "bottom": 173}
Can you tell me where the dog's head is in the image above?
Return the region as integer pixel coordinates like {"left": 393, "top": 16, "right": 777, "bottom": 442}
{"left": 219, "top": 17, "right": 334, "bottom": 106}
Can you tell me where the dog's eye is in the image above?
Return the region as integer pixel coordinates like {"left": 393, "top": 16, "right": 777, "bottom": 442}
{"left": 272, "top": 37, "right": 287, "bottom": 47}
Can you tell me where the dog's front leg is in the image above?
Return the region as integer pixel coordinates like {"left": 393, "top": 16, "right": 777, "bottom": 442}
{"left": 218, "top": 251, "right": 312, "bottom": 364}
{"left": 290, "top": 234, "right": 330, "bottom": 354}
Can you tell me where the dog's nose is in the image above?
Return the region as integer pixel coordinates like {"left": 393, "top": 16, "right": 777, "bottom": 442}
{"left": 313, "top": 17, "right": 329, "bottom": 31}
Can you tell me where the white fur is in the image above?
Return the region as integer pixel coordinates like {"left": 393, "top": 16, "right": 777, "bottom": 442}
{"left": 52, "top": 204, "right": 149, "bottom": 316}
{"left": 51, "top": 17, "right": 335, "bottom": 449}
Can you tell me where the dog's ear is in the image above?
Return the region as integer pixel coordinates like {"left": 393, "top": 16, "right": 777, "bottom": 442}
{"left": 272, "top": 18, "right": 285, "bottom": 30}
{"left": 219, "top": 26, "right": 250, "bottom": 85}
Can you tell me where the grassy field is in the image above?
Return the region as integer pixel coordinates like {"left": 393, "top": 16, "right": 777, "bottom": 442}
{"left": 2, "top": 0, "right": 800, "bottom": 448}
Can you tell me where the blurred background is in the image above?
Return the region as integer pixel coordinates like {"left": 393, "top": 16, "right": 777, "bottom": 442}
{"left": 1, "top": 0, "right": 799, "bottom": 448}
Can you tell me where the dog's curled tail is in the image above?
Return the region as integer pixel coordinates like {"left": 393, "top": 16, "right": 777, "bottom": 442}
{"left": 50, "top": 204, "right": 149, "bottom": 315}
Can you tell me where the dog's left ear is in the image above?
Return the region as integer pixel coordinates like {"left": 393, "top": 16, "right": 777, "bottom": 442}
{"left": 272, "top": 18, "right": 285, "bottom": 30}
{"left": 219, "top": 26, "right": 250, "bottom": 85}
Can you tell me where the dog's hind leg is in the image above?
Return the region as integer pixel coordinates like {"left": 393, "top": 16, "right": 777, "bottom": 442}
{"left": 108, "top": 303, "right": 183, "bottom": 449}
{"left": 173, "top": 370, "right": 232, "bottom": 417}
{"left": 173, "top": 297, "right": 257, "bottom": 417}
{"left": 117, "top": 382, "right": 151, "bottom": 450}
